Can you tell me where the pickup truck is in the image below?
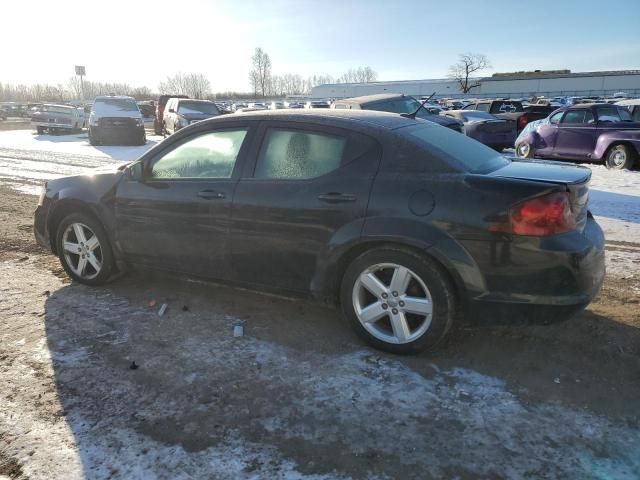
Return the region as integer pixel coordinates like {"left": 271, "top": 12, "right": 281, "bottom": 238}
{"left": 463, "top": 100, "right": 549, "bottom": 132}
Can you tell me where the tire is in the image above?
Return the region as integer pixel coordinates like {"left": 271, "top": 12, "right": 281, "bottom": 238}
{"left": 340, "top": 247, "right": 456, "bottom": 354}
{"left": 515, "top": 142, "right": 534, "bottom": 158}
{"left": 605, "top": 144, "right": 636, "bottom": 170}
{"left": 55, "top": 212, "right": 115, "bottom": 285}
{"left": 154, "top": 121, "right": 162, "bottom": 136}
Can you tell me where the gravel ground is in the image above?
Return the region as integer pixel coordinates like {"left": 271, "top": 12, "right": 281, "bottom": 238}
{"left": 1, "top": 145, "right": 640, "bottom": 478}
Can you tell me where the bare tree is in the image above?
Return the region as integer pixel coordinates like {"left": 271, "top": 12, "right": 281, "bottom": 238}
{"left": 158, "top": 73, "right": 211, "bottom": 99}
{"left": 448, "top": 53, "right": 491, "bottom": 93}
{"left": 337, "top": 66, "right": 377, "bottom": 84}
{"left": 249, "top": 48, "right": 272, "bottom": 98}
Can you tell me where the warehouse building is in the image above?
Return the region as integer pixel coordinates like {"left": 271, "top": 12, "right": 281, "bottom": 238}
{"left": 310, "top": 70, "right": 640, "bottom": 99}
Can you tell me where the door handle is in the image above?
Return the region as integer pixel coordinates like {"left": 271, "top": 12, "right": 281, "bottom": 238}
{"left": 317, "top": 192, "right": 356, "bottom": 203}
{"left": 197, "top": 190, "right": 225, "bottom": 200}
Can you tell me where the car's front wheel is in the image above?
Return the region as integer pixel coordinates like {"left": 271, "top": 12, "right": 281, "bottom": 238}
{"left": 56, "top": 213, "right": 115, "bottom": 285}
{"left": 515, "top": 142, "right": 534, "bottom": 158}
{"left": 340, "top": 248, "right": 455, "bottom": 354}
{"left": 605, "top": 144, "right": 636, "bottom": 170}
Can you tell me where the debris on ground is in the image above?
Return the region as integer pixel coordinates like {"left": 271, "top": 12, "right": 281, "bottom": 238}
{"left": 129, "top": 361, "right": 138, "bottom": 370}
{"left": 233, "top": 325, "right": 244, "bottom": 337}
{"left": 148, "top": 299, "right": 156, "bottom": 307}
{"left": 158, "top": 303, "right": 168, "bottom": 316}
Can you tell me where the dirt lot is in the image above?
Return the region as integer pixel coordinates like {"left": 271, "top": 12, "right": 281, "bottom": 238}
{"left": 1, "top": 185, "right": 639, "bottom": 479}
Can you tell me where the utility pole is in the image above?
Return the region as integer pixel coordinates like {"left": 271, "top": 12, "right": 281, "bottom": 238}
{"left": 75, "top": 65, "right": 86, "bottom": 101}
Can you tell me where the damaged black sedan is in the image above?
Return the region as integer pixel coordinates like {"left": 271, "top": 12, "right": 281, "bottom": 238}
{"left": 34, "top": 110, "right": 605, "bottom": 353}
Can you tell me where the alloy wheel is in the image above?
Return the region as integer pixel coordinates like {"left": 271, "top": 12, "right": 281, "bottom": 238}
{"left": 62, "top": 222, "right": 103, "bottom": 280}
{"left": 352, "top": 263, "right": 433, "bottom": 344}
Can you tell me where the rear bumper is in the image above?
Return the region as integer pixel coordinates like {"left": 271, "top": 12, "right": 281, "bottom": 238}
{"left": 34, "top": 201, "right": 52, "bottom": 251}
{"left": 463, "top": 214, "right": 605, "bottom": 323}
{"left": 32, "top": 122, "right": 74, "bottom": 129}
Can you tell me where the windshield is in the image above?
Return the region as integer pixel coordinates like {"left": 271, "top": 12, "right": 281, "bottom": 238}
{"left": 94, "top": 98, "right": 139, "bottom": 113}
{"left": 402, "top": 123, "right": 509, "bottom": 174}
{"left": 178, "top": 101, "right": 220, "bottom": 115}
{"left": 368, "top": 98, "right": 420, "bottom": 114}
{"left": 463, "top": 111, "right": 496, "bottom": 122}
{"left": 40, "top": 106, "right": 74, "bottom": 115}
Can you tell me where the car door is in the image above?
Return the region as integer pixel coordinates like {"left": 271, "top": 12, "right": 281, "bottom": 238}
{"left": 115, "top": 124, "right": 254, "bottom": 278}
{"left": 552, "top": 109, "right": 596, "bottom": 159}
{"left": 230, "top": 122, "right": 381, "bottom": 293}
{"left": 534, "top": 110, "right": 564, "bottom": 156}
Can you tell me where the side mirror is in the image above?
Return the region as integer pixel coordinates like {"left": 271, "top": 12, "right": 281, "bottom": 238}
{"left": 168, "top": 108, "right": 175, "bottom": 113}
{"left": 126, "top": 161, "right": 144, "bottom": 181}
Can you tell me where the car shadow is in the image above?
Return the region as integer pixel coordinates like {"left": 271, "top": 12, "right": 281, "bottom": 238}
{"left": 41, "top": 269, "right": 640, "bottom": 477}
{"left": 589, "top": 189, "right": 640, "bottom": 224}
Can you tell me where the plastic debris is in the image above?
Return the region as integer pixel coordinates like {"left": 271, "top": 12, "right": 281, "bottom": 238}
{"left": 182, "top": 305, "right": 189, "bottom": 312}
{"left": 129, "top": 361, "right": 138, "bottom": 370}
{"left": 233, "top": 325, "right": 244, "bottom": 337}
{"left": 158, "top": 304, "right": 168, "bottom": 316}
{"left": 554, "top": 377, "right": 561, "bottom": 384}
{"left": 148, "top": 299, "right": 157, "bottom": 307}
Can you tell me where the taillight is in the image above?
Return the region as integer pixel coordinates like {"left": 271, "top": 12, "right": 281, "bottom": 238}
{"left": 491, "top": 192, "right": 576, "bottom": 236}
{"left": 517, "top": 114, "right": 529, "bottom": 130}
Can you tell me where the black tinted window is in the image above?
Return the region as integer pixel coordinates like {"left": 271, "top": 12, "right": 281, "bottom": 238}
{"left": 401, "top": 123, "right": 509, "bottom": 174}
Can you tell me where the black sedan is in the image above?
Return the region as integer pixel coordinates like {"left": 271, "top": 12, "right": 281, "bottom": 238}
{"left": 443, "top": 110, "right": 517, "bottom": 151}
{"left": 34, "top": 110, "right": 605, "bottom": 353}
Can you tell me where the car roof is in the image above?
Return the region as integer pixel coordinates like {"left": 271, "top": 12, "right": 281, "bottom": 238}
{"left": 615, "top": 99, "right": 640, "bottom": 106}
{"left": 202, "top": 109, "right": 425, "bottom": 131}
{"left": 175, "top": 98, "right": 214, "bottom": 103}
{"left": 565, "top": 102, "right": 619, "bottom": 109}
{"left": 334, "top": 93, "right": 409, "bottom": 106}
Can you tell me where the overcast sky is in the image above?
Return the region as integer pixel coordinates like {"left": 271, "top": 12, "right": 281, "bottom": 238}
{"left": 2, "top": 0, "right": 639, "bottom": 92}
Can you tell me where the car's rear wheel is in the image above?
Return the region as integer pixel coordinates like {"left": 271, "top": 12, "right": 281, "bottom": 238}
{"left": 516, "top": 142, "right": 534, "bottom": 158}
{"left": 340, "top": 248, "right": 455, "bottom": 354}
{"left": 56, "top": 213, "right": 114, "bottom": 285}
{"left": 605, "top": 144, "right": 636, "bottom": 170}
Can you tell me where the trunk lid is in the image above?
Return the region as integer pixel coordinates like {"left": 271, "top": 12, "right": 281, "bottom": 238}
{"left": 489, "top": 160, "right": 591, "bottom": 231}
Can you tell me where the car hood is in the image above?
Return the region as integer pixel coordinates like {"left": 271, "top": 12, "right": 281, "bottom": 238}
{"left": 489, "top": 159, "right": 591, "bottom": 185}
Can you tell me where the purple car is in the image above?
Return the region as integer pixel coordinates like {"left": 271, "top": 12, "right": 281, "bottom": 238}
{"left": 444, "top": 110, "right": 516, "bottom": 151}
{"left": 515, "top": 103, "right": 640, "bottom": 169}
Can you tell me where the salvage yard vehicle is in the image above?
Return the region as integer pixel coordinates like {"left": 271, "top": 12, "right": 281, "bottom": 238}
{"left": 464, "top": 99, "right": 548, "bottom": 132}
{"left": 31, "top": 104, "right": 86, "bottom": 134}
{"left": 34, "top": 110, "right": 605, "bottom": 354}
{"left": 615, "top": 98, "right": 640, "bottom": 122}
{"left": 163, "top": 98, "right": 221, "bottom": 135}
{"left": 154, "top": 94, "right": 189, "bottom": 135}
{"left": 442, "top": 110, "right": 516, "bottom": 150}
{"left": 515, "top": 103, "right": 640, "bottom": 169}
{"left": 89, "top": 96, "right": 146, "bottom": 146}
{"left": 332, "top": 93, "right": 465, "bottom": 133}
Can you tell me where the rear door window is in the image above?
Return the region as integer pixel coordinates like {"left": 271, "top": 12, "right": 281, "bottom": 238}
{"left": 254, "top": 128, "right": 347, "bottom": 179}
{"left": 549, "top": 111, "right": 564, "bottom": 124}
{"left": 476, "top": 103, "right": 490, "bottom": 112}
{"left": 596, "top": 106, "right": 622, "bottom": 122}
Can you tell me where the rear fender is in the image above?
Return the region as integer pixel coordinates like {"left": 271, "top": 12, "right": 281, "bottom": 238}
{"left": 594, "top": 131, "right": 640, "bottom": 160}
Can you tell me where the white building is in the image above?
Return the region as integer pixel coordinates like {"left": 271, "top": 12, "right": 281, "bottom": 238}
{"left": 310, "top": 70, "right": 640, "bottom": 99}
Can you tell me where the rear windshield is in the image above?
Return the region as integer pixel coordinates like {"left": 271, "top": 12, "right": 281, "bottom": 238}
{"left": 489, "top": 101, "right": 524, "bottom": 114}
{"left": 178, "top": 101, "right": 220, "bottom": 115}
{"left": 41, "top": 106, "right": 74, "bottom": 114}
{"left": 401, "top": 123, "right": 509, "bottom": 174}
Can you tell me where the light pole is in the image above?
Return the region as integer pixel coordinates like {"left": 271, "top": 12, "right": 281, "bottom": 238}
{"left": 75, "top": 65, "right": 86, "bottom": 102}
